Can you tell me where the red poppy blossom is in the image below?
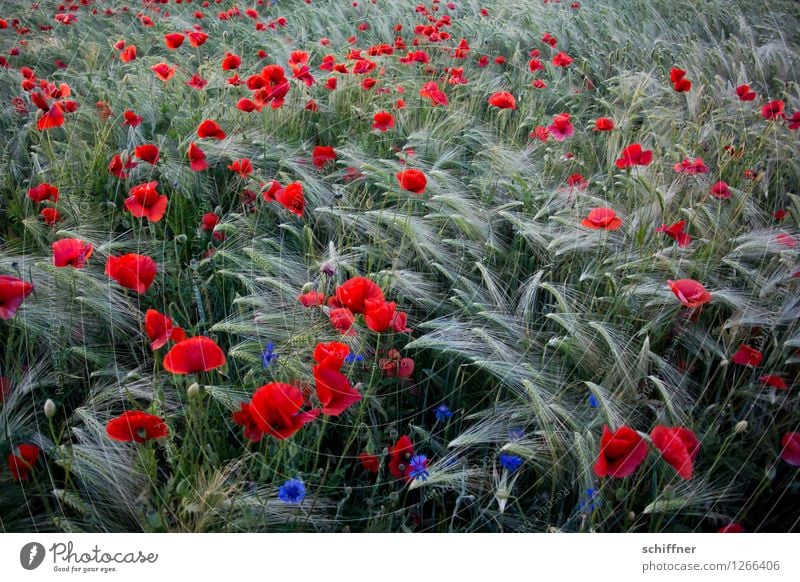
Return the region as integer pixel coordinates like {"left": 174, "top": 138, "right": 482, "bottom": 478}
{"left": 40, "top": 207, "right": 60, "bottom": 225}
{"left": 581, "top": 207, "right": 623, "bottom": 230}
{"left": 28, "top": 182, "right": 59, "bottom": 203}
{"left": 593, "top": 425, "right": 648, "bottom": 478}
{"left": 552, "top": 52, "right": 573, "bottom": 67}
{"left": 312, "top": 146, "right": 336, "bottom": 169}
{"left": 144, "top": 309, "right": 185, "bottom": 351}
{"left": 313, "top": 365, "right": 361, "bottom": 416}
{"left": 657, "top": 220, "right": 691, "bottom": 247}
{"left": 615, "top": 143, "right": 653, "bottom": 169}
{"left": 7, "top": 443, "right": 40, "bottom": 481}
{"left": 787, "top": 112, "right": 800, "bottom": 130}
{"left": 164, "top": 33, "right": 185, "bottom": 50}
{"left": 120, "top": 44, "right": 137, "bottom": 63}
{"left": 133, "top": 144, "right": 159, "bottom": 165}
{"left": 186, "top": 73, "right": 208, "bottom": 90}
{"left": 298, "top": 290, "right": 325, "bottom": 307}
{"left": 379, "top": 349, "right": 414, "bottom": 379}
{"left": 670, "top": 67, "right": 692, "bottom": 92}
{"left": 650, "top": 426, "right": 699, "bottom": 479}
{"left": 759, "top": 374, "right": 787, "bottom": 390}
{"left": 187, "top": 142, "right": 209, "bottom": 171}
{"left": 329, "top": 308, "right": 356, "bottom": 335}
{"left": 667, "top": 279, "right": 712, "bottom": 308}
{"left": 197, "top": 119, "right": 226, "bottom": 140}
{"left": 261, "top": 179, "right": 282, "bottom": 202}
{"left": 548, "top": 113, "right": 574, "bottom": 141}
{"left": 673, "top": 157, "right": 708, "bottom": 174}
{"left": 125, "top": 181, "right": 167, "bottom": 222}
{"left": 594, "top": 117, "right": 614, "bottom": 131}
{"left": 359, "top": 452, "right": 380, "bottom": 473}
{"left": 388, "top": 435, "right": 414, "bottom": 480}
{"left": 122, "top": 110, "right": 142, "bottom": 127}
{"left": 779, "top": 432, "right": 800, "bottom": 466}
{"left": 151, "top": 63, "right": 176, "bottom": 82}
{"left": 730, "top": 345, "right": 762, "bottom": 367}
{"left": 364, "top": 298, "right": 396, "bottom": 332}
{"left": 488, "top": 91, "right": 516, "bottom": 110}
{"left": 735, "top": 84, "right": 756, "bottom": 101}
{"left": 246, "top": 382, "right": 320, "bottom": 440}
{"left": 228, "top": 158, "right": 253, "bottom": 178}
{"left": 187, "top": 31, "right": 208, "bottom": 47}
{"left": 105, "top": 254, "right": 157, "bottom": 294}
{"left": 274, "top": 182, "right": 305, "bottom": 216}
{"left": 162, "top": 336, "right": 226, "bottom": 374}
{"left": 761, "top": 100, "right": 785, "bottom": 121}
{"left": 106, "top": 410, "right": 169, "bottom": 443}
{"left": 313, "top": 341, "right": 350, "bottom": 370}
{"left": 396, "top": 168, "right": 427, "bottom": 194}
{"left": 372, "top": 111, "right": 395, "bottom": 131}
{"left": 0, "top": 275, "right": 33, "bottom": 320}
{"left": 221, "top": 51, "right": 241, "bottom": 70}
{"left": 419, "top": 81, "right": 448, "bottom": 106}
{"left": 52, "top": 238, "right": 93, "bottom": 268}
{"left": 710, "top": 181, "right": 732, "bottom": 199}
{"left": 37, "top": 102, "right": 64, "bottom": 130}
{"left": 335, "top": 277, "right": 385, "bottom": 314}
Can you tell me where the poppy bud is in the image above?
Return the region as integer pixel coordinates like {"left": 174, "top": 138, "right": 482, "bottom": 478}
{"left": 388, "top": 491, "right": 399, "bottom": 502}
{"left": 176, "top": 234, "right": 188, "bottom": 244}
{"left": 301, "top": 282, "right": 315, "bottom": 293}
{"left": 734, "top": 420, "right": 748, "bottom": 434}
{"left": 344, "top": 486, "right": 352, "bottom": 496}
{"left": 103, "top": 201, "right": 117, "bottom": 210}
{"left": 214, "top": 205, "right": 223, "bottom": 215}
{"left": 44, "top": 398, "right": 56, "bottom": 418}
{"left": 389, "top": 429, "right": 398, "bottom": 439}
{"left": 628, "top": 511, "right": 635, "bottom": 521}
{"left": 188, "top": 382, "right": 201, "bottom": 397}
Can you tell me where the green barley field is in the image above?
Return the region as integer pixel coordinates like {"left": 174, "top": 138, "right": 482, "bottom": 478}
{"left": 0, "top": 0, "right": 799, "bottom": 533}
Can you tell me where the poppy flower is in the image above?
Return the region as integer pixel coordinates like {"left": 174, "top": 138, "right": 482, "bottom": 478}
{"left": 673, "top": 157, "right": 709, "bottom": 174}
{"left": 761, "top": 100, "right": 785, "bottom": 121}
{"left": 232, "top": 403, "right": 263, "bottom": 442}
{"left": 298, "top": 290, "right": 325, "bottom": 307}
{"left": 379, "top": 349, "right": 415, "bottom": 379}
{"left": 37, "top": 102, "right": 64, "bottom": 130}
{"left": 359, "top": 452, "right": 380, "bottom": 473}
{"left": 197, "top": 119, "right": 226, "bottom": 140}
{"left": 396, "top": 168, "right": 427, "bottom": 194}
{"left": 787, "top": 112, "right": 800, "bottom": 130}
{"left": 488, "top": 91, "right": 516, "bottom": 110}
{"left": 581, "top": 207, "right": 623, "bottom": 231}
{"left": 312, "top": 146, "right": 336, "bottom": 169}
{"left": 151, "top": 63, "right": 176, "bottom": 82}
{"left": 388, "top": 435, "right": 414, "bottom": 480}
{"left": 133, "top": 144, "right": 159, "bottom": 165}
{"left": 593, "top": 425, "right": 648, "bottom": 478}
{"left": 552, "top": 52, "right": 573, "bottom": 67}
{"left": 106, "top": 410, "right": 169, "bottom": 443}
{"left": 335, "top": 277, "right": 385, "bottom": 314}
{"left": 119, "top": 44, "right": 137, "bottom": 63}
{"left": 710, "top": 181, "right": 731, "bottom": 199}
{"left": 7, "top": 443, "right": 40, "bottom": 481}
{"left": 0, "top": 275, "right": 33, "bottom": 320}
{"left": 52, "top": 238, "right": 93, "bottom": 268}
{"left": 364, "top": 298, "right": 396, "bottom": 332}
{"left": 144, "top": 309, "right": 185, "bottom": 351}
{"left": 667, "top": 279, "right": 712, "bottom": 308}
{"left": 779, "top": 432, "right": 800, "bottom": 466}
{"left": 162, "top": 336, "right": 226, "bottom": 374}
{"left": 313, "top": 365, "right": 362, "bottom": 416}
{"left": 548, "top": 113, "right": 574, "bottom": 140}
{"left": 759, "top": 374, "right": 787, "bottom": 389}
{"left": 187, "top": 31, "right": 208, "bottom": 47}
{"left": 164, "top": 33, "right": 185, "bottom": 50}
{"left": 777, "top": 232, "right": 797, "bottom": 248}
{"left": 187, "top": 143, "right": 209, "bottom": 172}
{"left": 105, "top": 254, "right": 157, "bottom": 294}
{"left": 27, "top": 182, "right": 59, "bottom": 203}
{"left": 125, "top": 181, "right": 167, "bottom": 222}
{"left": 313, "top": 341, "right": 350, "bottom": 370}
{"left": 40, "top": 207, "right": 60, "bottom": 225}
{"left": 237, "top": 98, "right": 260, "bottom": 112}
{"left": 246, "top": 382, "right": 320, "bottom": 440}
{"left": 615, "top": 143, "right": 652, "bottom": 169}
{"left": 329, "top": 308, "right": 356, "bottom": 335}
{"left": 221, "top": 51, "right": 241, "bottom": 70}
{"left": 186, "top": 73, "right": 208, "bottom": 90}
{"left": 227, "top": 158, "right": 253, "bottom": 178}
{"left": 657, "top": 220, "right": 691, "bottom": 247}
{"left": 274, "top": 182, "right": 305, "bottom": 216}
{"left": 419, "top": 81, "right": 448, "bottom": 106}
{"left": 670, "top": 67, "right": 692, "bottom": 92}
{"left": 730, "top": 345, "right": 762, "bottom": 367}
{"left": 650, "top": 426, "right": 699, "bottom": 479}
{"left": 122, "top": 109, "right": 142, "bottom": 127}
{"left": 735, "top": 84, "right": 756, "bottom": 101}
{"left": 594, "top": 116, "right": 614, "bottom": 131}
{"left": 391, "top": 310, "right": 411, "bottom": 333}
{"left": 261, "top": 180, "right": 282, "bottom": 202}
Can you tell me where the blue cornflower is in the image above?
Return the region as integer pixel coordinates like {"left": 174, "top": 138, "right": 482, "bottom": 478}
{"left": 508, "top": 427, "right": 525, "bottom": 441}
{"left": 261, "top": 342, "right": 278, "bottom": 368}
{"left": 344, "top": 352, "right": 364, "bottom": 365}
{"left": 579, "top": 487, "right": 601, "bottom": 513}
{"left": 499, "top": 453, "right": 523, "bottom": 473}
{"left": 408, "top": 455, "right": 429, "bottom": 481}
{"left": 435, "top": 404, "right": 453, "bottom": 421}
{"left": 277, "top": 478, "right": 306, "bottom": 504}
{"left": 588, "top": 394, "right": 599, "bottom": 408}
